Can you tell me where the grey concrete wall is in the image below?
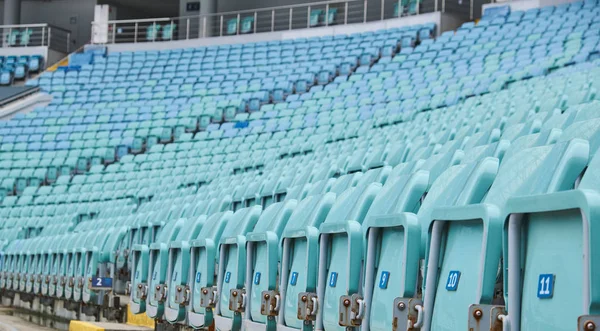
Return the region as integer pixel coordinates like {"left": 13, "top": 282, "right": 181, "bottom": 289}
{"left": 99, "top": 0, "right": 179, "bottom": 20}
{"left": 440, "top": 12, "right": 464, "bottom": 34}
{"left": 179, "top": 0, "right": 217, "bottom": 39}
{"left": 16, "top": 0, "right": 97, "bottom": 50}
{"left": 47, "top": 48, "right": 66, "bottom": 68}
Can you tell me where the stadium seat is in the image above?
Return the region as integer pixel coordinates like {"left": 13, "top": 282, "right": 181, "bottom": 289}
{"left": 2, "top": 4, "right": 600, "bottom": 330}
{"left": 423, "top": 140, "right": 589, "bottom": 331}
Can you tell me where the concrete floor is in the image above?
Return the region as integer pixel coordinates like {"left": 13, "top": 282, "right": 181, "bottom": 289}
{"left": 0, "top": 307, "right": 55, "bottom": 331}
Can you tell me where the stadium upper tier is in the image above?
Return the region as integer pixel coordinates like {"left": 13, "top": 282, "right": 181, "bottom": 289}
{"left": 1, "top": 2, "right": 600, "bottom": 331}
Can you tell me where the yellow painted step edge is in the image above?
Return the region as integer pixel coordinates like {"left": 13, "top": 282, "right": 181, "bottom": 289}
{"left": 47, "top": 57, "right": 69, "bottom": 72}
{"left": 126, "top": 304, "right": 155, "bottom": 328}
{"left": 69, "top": 321, "right": 104, "bottom": 331}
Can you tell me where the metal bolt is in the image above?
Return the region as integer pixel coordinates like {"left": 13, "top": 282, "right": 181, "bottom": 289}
{"left": 138, "top": 284, "right": 142, "bottom": 289}
{"left": 202, "top": 289, "right": 208, "bottom": 295}
{"left": 586, "top": 321, "right": 596, "bottom": 330}
{"left": 232, "top": 291, "right": 238, "bottom": 296}
{"left": 473, "top": 309, "right": 483, "bottom": 320}
{"left": 343, "top": 299, "right": 350, "bottom": 307}
{"left": 397, "top": 302, "right": 406, "bottom": 311}
{"left": 264, "top": 294, "right": 270, "bottom": 300}
{"left": 156, "top": 286, "right": 160, "bottom": 290}
{"left": 177, "top": 286, "right": 182, "bottom": 292}
{"left": 301, "top": 295, "right": 307, "bottom": 302}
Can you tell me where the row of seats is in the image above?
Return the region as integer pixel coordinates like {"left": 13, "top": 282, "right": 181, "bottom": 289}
{"left": 11, "top": 24, "right": 436, "bottom": 201}
{"left": 1, "top": 3, "right": 600, "bottom": 331}
{"left": 2, "top": 56, "right": 600, "bottom": 329}
{"left": 5, "top": 29, "right": 35, "bottom": 47}
{"left": 0, "top": 55, "right": 44, "bottom": 86}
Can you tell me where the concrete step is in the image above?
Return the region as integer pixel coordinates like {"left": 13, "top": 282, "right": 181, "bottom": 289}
{"left": 69, "top": 321, "right": 152, "bottom": 331}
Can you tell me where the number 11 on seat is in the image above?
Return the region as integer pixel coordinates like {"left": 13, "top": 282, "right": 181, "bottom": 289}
{"left": 537, "top": 274, "right": 555, "bottom": 299}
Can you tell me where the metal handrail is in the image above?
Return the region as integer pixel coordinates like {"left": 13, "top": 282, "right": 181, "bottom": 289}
{"left": 0, "top": 23, "right": 71, "bottom": 53}
{"left": 0, "top": 23, "right": 49, "bottom": 28}
{"left": 46, "top": 24, "right": 71, "bottom": 34}
{"left": 92, "top": 0, "right": 434, "bottom": 44}
{"left": 103, "top": 0, "right": 363, "bottom": 24}
{"left": 0, "top": 23, "right": 70, "bottom": 34}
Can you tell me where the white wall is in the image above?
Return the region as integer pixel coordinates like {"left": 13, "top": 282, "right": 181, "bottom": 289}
{"left": 0, "top": 92, "right": 52, "bottom": 121}
{"left": 0, "top": 45, "right": 47, "bottom": 58}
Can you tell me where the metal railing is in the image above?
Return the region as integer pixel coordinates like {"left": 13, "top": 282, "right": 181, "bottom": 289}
{"left": 0, "top": 23, "right": 71, "bottom": 53}
{"left": 92, "top": 0, "right": 435, "bottom": 44}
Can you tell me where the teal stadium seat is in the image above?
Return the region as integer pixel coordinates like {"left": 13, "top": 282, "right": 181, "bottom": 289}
{"left": 1, "top": 3, "right": 600, "bottom": 330}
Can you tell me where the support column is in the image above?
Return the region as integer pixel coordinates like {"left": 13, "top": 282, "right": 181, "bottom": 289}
{"left": 4, "top": 0, "right": 21, "bottom": 25}
{"left": 200, "top": 0, "right": 218, "bottom": 37}
{"left": 179, "top": 0, "right": 217, "bottom": 39}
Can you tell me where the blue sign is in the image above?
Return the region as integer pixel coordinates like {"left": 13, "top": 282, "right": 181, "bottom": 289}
{"left": 379, "top": 271, "right": 390, "bottom": 289}
{"left": 195, "top": 272, "right": 201, "bottom": 283}
{"left": 290, "top": 272, "right": 298, "bottom": 286}
{"left": 91, "top": 277, "right": 113, "bottom": 289}
{"left": 445, "top": 271, "right": 460, "bottom": 291}
{"left": 537, "top": 274, "right": 554, "bottom": 299}
{"left": 254, "top": 272, "right": 261, "bottom": 285}
{"left": 329, "top": 272, "right": 338, "bottom": 287}
{"left": 224, "top": 271, "right": 231, "bottom": 283}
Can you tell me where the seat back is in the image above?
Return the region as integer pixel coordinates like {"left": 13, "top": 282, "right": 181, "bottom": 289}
{"left": 424, "top": 140, "right": 589, "bottom": 331}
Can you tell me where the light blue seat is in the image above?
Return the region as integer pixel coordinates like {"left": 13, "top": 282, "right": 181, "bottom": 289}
{"left": 3, "top": 241, "right": 21, "bottom": 291}
{"left": 497, "top": 120, "right": 600, "bottom": 331}
{"left": 241, "top": 17, "right": 255, "bottom": 34}
{"left": 164, "top": 211, "right": 230, "bottom": 323}
{"left": 22, "top": 238, "right": 42, "bottom": 294}
{"left": 424, "top": 139, "right": 589, "bottom": 331}
{"left": 310, "top": 9, "right": 323, "bottom": 27}
{"left": 146, "top": 215, "right": 206, "bottom": 319}
{"left": 29, "top": 56, "right": 43, "bottom": 72}
{"left": 146, "top": 24, "right": 162, "bottom": 41}
{"left": 9, "top": 240, "right": 27, "bottom": 292}
{"left": 31, "top": 237, "right": 52, "bottom": 295}
{"left": 315, "top": 182, "right": 381, "bottom": 331}
{"left": 364, "top": 158, "right": 498, "bottom": 330}
{"left": 227, "top": 19, "right": 238, "bottom": 35}
{"left": 71, "top": 229, "right": 114, "bottom": 303}
{"left": 47, "top": 233, "right": 74, "bottom": 298}
{"left": 14, "top": 65, "right": 27, "bottom": 80}
{"left": 129, "top": 217, "right": 185, "bottom": 314}
{"left": 162, "top": 23, "right": 176, "bottom": 40}
{"left": 240, "top": 200, "right": 297, "bottom": 329}
{"left": 187, "top": 206, "right": 261, "bottom": 329}
{"left": 63, "top": 232, "right": 96, "bottom": 301}
{"left": 0, "top": 71, "right": 13, "bottom": 86}
{"left": 81, "top": 226, "right": 128, "bottom": 304}
{"left": 211, "top": 205, "right": 263, "bottom": 330}
{"left": 276, "top": 193, "right": 335, "bottom": 330}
